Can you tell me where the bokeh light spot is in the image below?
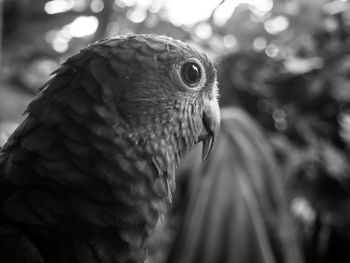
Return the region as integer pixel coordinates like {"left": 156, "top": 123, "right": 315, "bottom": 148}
{"left": 265, "top": 44, "right": 279, "bottom": 57}
{"left": 264, "top": 15, "right": 289, "bottom": 35}
{"left": 68, "top": 16, "right": 99, "bottom": 38}
{"left": 223, "top": 34, "right": 238, "bottom": 49}
{"left": 253, "top": 37, "right": 267, "bottom": 51}
{"left": 44, "top": 0, "right": 74, "bottom": 14}
{"left": 90, "top": 0, "right": 104, "bottom": 13}
{"left": 194, "top": 23, "right": 213, "bottom": 40}
{"left": 127, "top": 9, "right": 147, "bottom": 23}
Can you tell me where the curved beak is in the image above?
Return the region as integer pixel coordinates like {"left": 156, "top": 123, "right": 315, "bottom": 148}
{"left": 200, "top": 96, "right": 220, "bottom": 161}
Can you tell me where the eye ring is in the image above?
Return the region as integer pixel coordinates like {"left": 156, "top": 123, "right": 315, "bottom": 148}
{"left": 180, "top": 61, "right": 202, "bottom": 87}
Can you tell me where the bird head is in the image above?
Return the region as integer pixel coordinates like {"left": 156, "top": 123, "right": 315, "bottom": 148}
{"left": 89, "top": 35, "right": 220, "bottom": 167}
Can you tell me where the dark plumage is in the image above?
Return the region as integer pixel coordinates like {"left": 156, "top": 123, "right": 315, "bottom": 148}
{"left": 0, "top": 34, "right": 220, "bottom": 263}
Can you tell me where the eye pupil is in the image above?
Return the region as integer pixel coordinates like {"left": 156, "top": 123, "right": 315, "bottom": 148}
{"left": 181, "top": 62, "right": 201, "bottom": 86}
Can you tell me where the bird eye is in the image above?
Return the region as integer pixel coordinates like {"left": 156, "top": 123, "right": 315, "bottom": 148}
{"left": 180, "top": 62, "right": 202, "bottom": 87}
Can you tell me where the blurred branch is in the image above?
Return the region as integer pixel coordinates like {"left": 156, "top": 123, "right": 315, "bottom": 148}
{"left": 0, "top": 0, "right": 3, "bottom": 77}
{"left": 208, "top": 0, "right": 226, "bottom": 23}
{"left": 93, "top": 0, "right": 114, "bottom": 42}
{"left": 191, "top": 0, "right": 226, "bottom": 30}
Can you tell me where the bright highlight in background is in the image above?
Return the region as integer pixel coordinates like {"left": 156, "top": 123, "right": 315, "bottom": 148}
{"left": 44, "top": 0, "right": 73, "bottom": 14}
{"left": 264, "top": 16, "right": 289, "bottom": 34}
{"left": 117, "top": 0, "right": 273, "bottom": 26}
{"left": 214, "top": 0, "right": 273, "bottom": 26}
{"left": 45, "top": 16, "right": 99, "bottom": 53}
{"left": 45, "top": 0, "right": 274, "bottom": 26}
{"left": 44, "top": 0, "right": 275, "bottom": 53}
{"left": 163, "top": 0, "right": 273, "bottom": 26}
{"left": 68, "top": 16, "right": 99, "bottom": 37}
{"left": 163, "top": 0, "right": 222, "bottom": 25}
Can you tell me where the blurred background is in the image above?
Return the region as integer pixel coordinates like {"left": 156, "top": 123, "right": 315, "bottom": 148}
{"left": 1, "top": 0, "right": 350, "bottom": 263}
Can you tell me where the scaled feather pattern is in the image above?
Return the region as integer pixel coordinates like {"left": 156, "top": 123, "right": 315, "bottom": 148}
{"left": 0, "top": 34, "right": 220, "bottom": 263}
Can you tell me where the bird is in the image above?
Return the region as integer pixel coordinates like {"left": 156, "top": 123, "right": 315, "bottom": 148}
{"left": 163, "top": 108, "right": 303, "bottom": 263}
{"left": 0, "top": 34, "right": 220, "bottom": 263}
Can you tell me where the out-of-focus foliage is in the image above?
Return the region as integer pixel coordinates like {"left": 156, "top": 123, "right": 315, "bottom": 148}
{"left": 161, "top": 108, "right": 303, "bottom": 263}
{"left": 215, "top": 1, "right": 350, "bottom": 263}
{"left": 2, "top": 0, "right": 350, "bottom": 263}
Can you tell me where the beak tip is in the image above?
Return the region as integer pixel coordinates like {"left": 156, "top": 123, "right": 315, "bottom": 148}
{"left": 201, "top": 133, "right": 215, "bottom": 161}
{"left": 201, "top": 97, "right": 220, "bottom": 161}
